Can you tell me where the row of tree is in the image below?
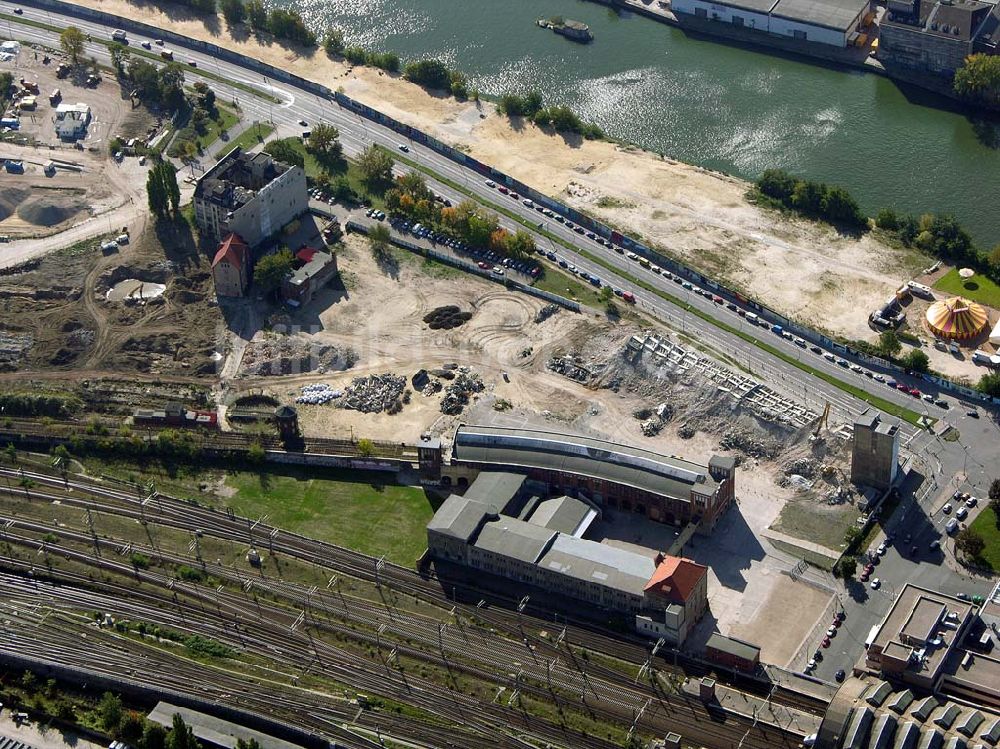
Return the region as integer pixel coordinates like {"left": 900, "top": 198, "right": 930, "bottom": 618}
{"left": 220, "top": 0, "right": 315, "bottom": 46}
{"left": 403, "top": 59, "right": 470, "bottom": 100}
{"left": 756, "top": 168, "right": 867, "bottom": 230}
{"left": 147, "top": 161, "right": 181, "bottom": 218}
{"left": 321, "top": 30, "right": 400, "bottom": 72}
{"left": 496, "top": 90, "right": 604, "bottom": 140}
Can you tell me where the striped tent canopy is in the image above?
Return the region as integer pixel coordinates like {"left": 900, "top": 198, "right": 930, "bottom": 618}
{"left": 925, "top": 296, "right": 988, "bottom": 340}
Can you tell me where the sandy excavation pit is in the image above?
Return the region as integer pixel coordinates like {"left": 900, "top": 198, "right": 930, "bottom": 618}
{"left": 105, "top": 279, "right": 167, "bottom": 303}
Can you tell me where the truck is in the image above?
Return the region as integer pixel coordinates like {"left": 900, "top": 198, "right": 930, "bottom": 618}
{"left": 111, "top": 29, "right": 127, "bottom": 42}
{"left": 0, "top": 117, "right": 20, "bottom": 130}
{"left": 771, "top": 324, "right": 783, "bottom": 334}
{"left": 621, "top": 291, "right": 636, "bottom": 304}
{"left": 19, "top": 78, "right": 39, "bottom": 94}
{"left": 160, "top": 49, "right": 174, "bottom": 61}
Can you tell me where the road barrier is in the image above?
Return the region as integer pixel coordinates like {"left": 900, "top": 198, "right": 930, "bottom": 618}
{"left": 16, "top": 0, "right": 998, "bottom": 407}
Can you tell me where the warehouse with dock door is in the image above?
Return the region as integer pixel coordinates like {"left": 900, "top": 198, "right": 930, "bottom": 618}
{"left": 672, "top": 0, "right": 872, "bottom": 46}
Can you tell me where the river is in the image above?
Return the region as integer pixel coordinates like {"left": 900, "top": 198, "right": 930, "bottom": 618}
{"left": 283, "top": 0, "right": 1000, "bottom": 246}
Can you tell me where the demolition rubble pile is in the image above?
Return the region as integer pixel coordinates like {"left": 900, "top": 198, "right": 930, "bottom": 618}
{"left": 241, "top": 336, "right": 358, "bottom": 376}
{"left": 547, "top": 355, "right": 591, "bottom": 383}
{"left": 340, "top": 373, "right": 407, "bottom": 414}
{"left": 423, "top": 306, "right": 473, "bottom": 330}
{"left": 0, "top": 331, "right": 34, "bottom": 366}
{"left": 633, "top": 403, "right": 675, "bottom": 436}
{"left": 534, "top": 304, "right": 560, "bottom": 324}
{"left": 440, "top": 368, "right": 485, "bottom": 415}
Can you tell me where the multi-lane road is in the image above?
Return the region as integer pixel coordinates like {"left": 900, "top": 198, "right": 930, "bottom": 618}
{"left": 3, "top": 1, "right": 993, "bottom": 437}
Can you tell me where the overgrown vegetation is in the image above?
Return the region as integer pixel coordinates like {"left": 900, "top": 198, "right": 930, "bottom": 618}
{"left": 954, "top": 54, "right": 1000, "bottom": 107}
{"left": 496, "top": 90, "right": 604, "bottom": 139}
{"left": 0, "top": 392, "right": 83, "bottom": 417}
{"left": 755, "top": 169, "right": 866, "bottom": 230}
{"left": 403, "top": 59, "right": 470, "bottom": 99}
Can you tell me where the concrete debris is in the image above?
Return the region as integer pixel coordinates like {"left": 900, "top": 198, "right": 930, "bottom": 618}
{"left": 534, "top": 304, "right": 560, "bottom": 324}
{"left": 0, "top": 331, "right": 34, "bottom": 364}
{"left": 719, "top": 430, "right": 780, "bottom": 460}
{"left": 295, "top": 383, "right": 342, "bottom": 405}
{"left": 421, "top": 380, "right": 443, "bottom": 396}
{"left": 677, "top": 424, "right": 696, "bottom": 439}
{"left": 548, "top": 355, "right": 591, "bottom": 383}
{"left": 783, "top": 457, "right": 819, "bottom": 478}
{"left": 440, "top": 370, "right": 485, "bottom": 415}
{"left": 341, "top": 373, "right": 407, "bottom": 414}
{"left": 241, "top": 336, "right": 357, "bottom": 377}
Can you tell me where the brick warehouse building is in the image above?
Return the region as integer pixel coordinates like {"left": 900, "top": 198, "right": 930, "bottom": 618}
{"left": 447, "top": 424, "right": 736, "bottom": 532}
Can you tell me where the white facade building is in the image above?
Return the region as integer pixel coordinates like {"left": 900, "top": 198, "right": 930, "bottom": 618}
{"left": 54, "top": 102, "right": 91, "bottom": 140}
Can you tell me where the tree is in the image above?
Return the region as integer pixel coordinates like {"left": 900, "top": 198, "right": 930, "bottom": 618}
{"left": 119, "top": 712, "right": 145, "bottom": 744}
{"left": 157, "top": 63, "right": 187, "bottom": 111}
{"left": 989, "top": 478, "right": 1000, "bottom": 501}
{"left": 843, "top": 525, "right": 862, "bottom": 548}
{"left": 98, "top": 692, "right": 123, "bottom": 731}
{"left": 790, "top": 179, "right": 826, "bottom": 216}
{"left": 3, "top": 442, "right": 16, "bottom": 464}
{"left": 368, "top": 223, "right": 391, "bottom": 259}
{"left": 142, "top": 723, "right": 167, "bottom": 749}
{"left": 0, "top": 71, "right": 13, "bottom": 117}
{"left": 253, "top": 249, "right": 294, "bottom": 296}
{"left": 247, "top": 441, "right": 265, "bottom": 464}
{"left": 60, "top": 26, "right": 86, "bottom": 64}
{"left": 875, "top": 208, "right": 899, "bottom": 231}
{"left": 244, "top": 0, "right": 267, "bottom": 31}
{"left": 822, "top": 185, "right": 865, "bottom": 228}
{"left": 159, "top": 162, "right": 180, "bottom": 214}
{"left": 835, "top": 556, "right": 857, "bottom": 580}
{"left": 146, "top": 166, "right": 169, "bottom": 218}
{"left": 879, "top": 330, "right": 902, "bottom": 358}
{"left": 356, "top": 438, "right": 375, "bottom": 457}
{"left": 504, "top": 229, "right": 536, "bottom": 258}
{"left": 306, "top": 123, "right": 342, "bottom": 160}
{"left": 220, "top": 0, "right": 245, "bottom": 27}
{"left": 977, "top": 371, "right": 1000, "bottom": 398}
{"left": 322, "top": 28, "right": 345, "bottom": 57}
{"left": 954, "top": 54, "right": 1000, "bottom": 104}
{"left": 403, "top": 59, "right": 451, "bottom": 90}
{"left": 263, "top": 138, "right": 305, "bottom": 169}
{"left": 901, "top": 348, "right": 930, "bottom": 373}
{"left": 109, "top": 42, "right": 131, "bottom": 77}
{"left": 166, "top": 713, "right": 200, "bottom": 749}
{"left": 955, "top": 528, "right": 985, "bottom": 560}
{"left": 757, "top": 169, "right": 797, "bottom": 203}
{"left": 356, "top": 145, "right": 394, "bottom": 192}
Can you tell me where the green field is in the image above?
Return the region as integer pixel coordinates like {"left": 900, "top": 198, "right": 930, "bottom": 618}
{"left": 968, "top": 505, "right": 1000, "bottom": 572}
{"left": 223, "top": 467, "right": 439, "bottom": 566}
{"left": 934, "top": 268, "right": 1000, "bottom": 309}
{"left": 226, "top": 121, "right": 276, "bottom": 153}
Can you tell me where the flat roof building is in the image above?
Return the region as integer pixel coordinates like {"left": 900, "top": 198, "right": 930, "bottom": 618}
{"left": 450, "top": 424, "right": 736, "bottom": 531}
{"left": 427, "top": 470, "right": 709, "bottom": 644}
{"left": 851, "top": 413, "right": 900, "bottom": 491}
{"left": 879, "top": 0, "right": 1000, "bottom": 74}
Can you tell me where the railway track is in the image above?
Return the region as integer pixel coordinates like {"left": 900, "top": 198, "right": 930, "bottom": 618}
{"left": 0, "top": 464, "right": 821, "bottom": 747}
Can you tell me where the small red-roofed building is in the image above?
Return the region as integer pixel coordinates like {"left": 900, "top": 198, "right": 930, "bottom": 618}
{"left": 636, "top": 554, "right": 709, "bottom": 644}
{"left": 211, "top": 232, "right": 250, "bottom": 298}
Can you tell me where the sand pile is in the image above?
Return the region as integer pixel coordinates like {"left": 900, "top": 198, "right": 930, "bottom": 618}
{"left": 17, "top": 196, "right": 87, "bottom": 227}
{"left": 0, "top": 188, "right": 29, "bottom": 221}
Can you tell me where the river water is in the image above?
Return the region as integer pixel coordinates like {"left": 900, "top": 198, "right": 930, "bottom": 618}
{"left": 284, "top": 0, "right": 1000, "bottom": 245}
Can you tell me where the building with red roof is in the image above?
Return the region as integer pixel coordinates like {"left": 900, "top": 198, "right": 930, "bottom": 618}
{"left": 211, "top": 232, "right": 250, "bottom": 297}
{"left": 636, "top": 554, "right": 709, "bottom": 643}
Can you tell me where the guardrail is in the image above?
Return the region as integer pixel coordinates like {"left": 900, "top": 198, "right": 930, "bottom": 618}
{"left": 346, "top": 220, "right": 581, "bottom": 312}
{"left": 14, "top": 0, "right": 998, "bottom": 407}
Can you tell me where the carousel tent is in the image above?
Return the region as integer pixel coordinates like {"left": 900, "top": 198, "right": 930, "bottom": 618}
{"left": 925, "top": 297, "right": 988, "bottom": 340}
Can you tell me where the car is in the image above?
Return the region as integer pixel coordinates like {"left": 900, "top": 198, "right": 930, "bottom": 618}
{"left": 967, "top": 410, "right": 979, "bottom": 418}
{"left": 860, "top": 570, "right": 870, "bottom": 582}
{"left": 943, "top": 503, "right": 953, "bottom": 514}
{"left": 863, "top": 370, "right": 874, "bottom": 378}
{"left": 554, "top": 215, "right": 565, "bottom": 223}
{"left": 850, "top": 363, "right": 863, "bottom": 373}
{"left": 966, "top": 496, "right": 978, "bottom": 507}
{"left": 492, "top": 266, "right": 504, "bottom": 275}
{"left": 831, "top": 617, "right": 842, "bottom": 628}
{"left": 835, "top": 669, "right": 846, "bottom": 683}
{"left": 957, "top": 592, "right": 972, "bottom": 602}
{"left": 477, "top": 261, "right": 489, "bottom": 269}
{"left": 13, "top": 7, "right": 23, "bottom": 13}
{"left": 397, "top": 143, "right": 409, "bottom": 152}
{"left": 823, "top": 352, "right": 836, "bottom": 362}
{"left": 946, "top": 518, "right": 959, "bottom": 534}
{"left": 826, "top": 628, "right": 836, "bottom": 639}
{"left": 896, "top": 383, "right": 910, "bottom": 392}
{"left": 870, "top": 578, "right": 881, "bottom": 590}
{"left": 877, "top": 542, "right": 887, "bottom": 556}
{"left": 523, "top": 199, "right": 534, "bottom": 208}
{"left": 510, "top": 192, "right": 519, "bottom": 200}
{"left": 712, "top": 295, "right": 724, "bottom": 304}
{"left": 298, "top": 119, "right": 308, "bottom": 126}
{"left": 908, "top": 387, "right": 921, "bottom": 397}
{"left": 923, "top": 393, "right": 935, "bottom": 403}
{"left": 807, "top": 658, "right": 817, "bottom": 671}
{"left": 546, "top": 252, "right": 556, "bottom": 260}
{"left": 726, "top": 302, "right": 738, "bottom": 311}
{"left": 485, "top": 179, "right": 496, "bottom": 188}
{"left": 873, "top": 373, "right": 885, "bottom": 382}
{"left": 558, "top": 259, "right": 568, "bottom": 268}
{"left": 187, "top": 59, "right": 198, "bottom": 67}
{"left": 821, "top": 636, "right": 831, "bottom": 649}
{"left": 498, "top": 186, "right": 509, "bottom": 195}
{"left": 809, "top": 345, "right": 822, "bottom": 354}
{"left": 141, "top": 40, "right": 152, "bottom": 49}
{"left": 155, "top": 38, "right": 164, "bottom": 45}
{"left": 956, "top": 507, "right": 968, "bottom": 520}
{"left": 935, "top": 399, "right": 948, "bottom": 408}
{"left": 574, "top": 226, "right": 585, "bottom": 234}
{"left": 864, "top": 562, "right": 875, "bottom": 574}
{"left": 837, "top": 358, "right": 849, "bottom": 367}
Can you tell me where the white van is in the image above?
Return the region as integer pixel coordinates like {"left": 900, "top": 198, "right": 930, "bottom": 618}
{"left": 111, "top": 29, "right": 127, "bottom": 42}
{"left": 745, "top": 312, "right": 758, "bottom": 324}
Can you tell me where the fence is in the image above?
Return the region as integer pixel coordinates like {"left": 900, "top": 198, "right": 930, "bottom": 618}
{"left": 346, "top": 220, "right": 580, "bottom": 312}
{"left": 17, "top": 0, "right": 999, "bottom": 407}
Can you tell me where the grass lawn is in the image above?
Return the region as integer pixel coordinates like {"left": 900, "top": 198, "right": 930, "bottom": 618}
{"left": 224, "top": 467, "right": 439, "bottom": 566}
{"left": 934, "top": 268, "right": 1000, "bottom": 310}
{"left": 227, "top": 121, "right": 276, "bottom": 152}
{"left": 772, "top": 500, "right": 857, "bottom": 553}
{"left": 969, "top": 505, "right": 1000, "bottom": 571}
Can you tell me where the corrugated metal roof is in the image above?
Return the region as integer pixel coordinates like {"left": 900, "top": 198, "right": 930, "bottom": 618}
{"left": 770, "top": 0, "right": 870, "bottom": 30}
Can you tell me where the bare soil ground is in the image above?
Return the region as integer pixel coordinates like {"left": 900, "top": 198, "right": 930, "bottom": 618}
{"left": 0, "top": 217, "right": 222, "bottom": 377}
{"left": 75, "top": 0, "right": 927, "bottom": 345}
{"left": 0, "top": 46, "right": 155, "bottom": 266}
